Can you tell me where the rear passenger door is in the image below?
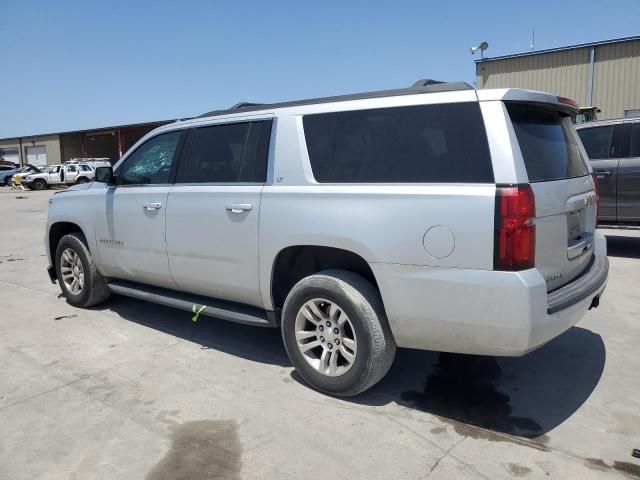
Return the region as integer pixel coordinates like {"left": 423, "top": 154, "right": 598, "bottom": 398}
{"left": 165, "top": 118, "right": 273, "bottom": 308}
{"left": 618, "top": 122, "right": 640, "bottom": 222}
{"left": 578, "top": 123, "right": 625, "bottom": 222}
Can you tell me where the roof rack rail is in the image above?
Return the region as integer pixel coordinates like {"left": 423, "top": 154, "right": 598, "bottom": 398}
{"left": 410, "top": 79, "right": 445, "bottom": 88}
{"left": 198, "top": 79, "right": 473, "bottom": 118}
{"left": 230, "top": 102, "right": 264, "bottom": 109}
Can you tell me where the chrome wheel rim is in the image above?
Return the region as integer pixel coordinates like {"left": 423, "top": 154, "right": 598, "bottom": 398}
{"left": 294, "top": 298, "right": 357, "bottom": 377}
{"left": 60, "top": 248, "right": 84, "bottom": 295}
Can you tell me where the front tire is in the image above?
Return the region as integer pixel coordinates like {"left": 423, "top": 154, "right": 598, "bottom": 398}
{"left": 281, "top": 270, "right": 396, "bottom": 397}
{"left": 32, "top": 178, "right": 47, "bottom": 190}
{"left": 55, "top": 233, "right": 111, "bottom": 307}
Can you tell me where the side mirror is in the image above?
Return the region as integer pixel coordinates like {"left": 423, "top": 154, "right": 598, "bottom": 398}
{"left": 95, "top": 166, "right": 115, "bottom": 185}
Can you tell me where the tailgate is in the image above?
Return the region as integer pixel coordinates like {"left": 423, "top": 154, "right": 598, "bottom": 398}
{"left": 507, "top": 102, "right": 597, "bottom": 291}
{"left": 531, "top": 176, "right": 597, "bottom": 291}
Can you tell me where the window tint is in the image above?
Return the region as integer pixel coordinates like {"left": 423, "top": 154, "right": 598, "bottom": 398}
{"left": 612, "top": 123, "right": 631, "bottom": 158}
{"left": 631, "top": 123, "right": 640, "bottom": 157}
{"left": 177, "top": 120, "right": 271, "bottom": 183}
{"left": 119, "top": 131, "right": 181, "bottom": 185}
{"left": 79, "top": 164, "right": 92, "bottom": 171}
{"left": 303, "top": 103, "right": 493, "bottom": 183}
{"left": 507, "top": 103, "right": 589, "bottom": 182}
{"left": 239, "top": 121, "right": 272, "bottom": 182}
{"left": 66, "top": 165, "right": 77, "bottom": 173}
{"left": 578, "top": 126, "right": 613, "bottom": 159}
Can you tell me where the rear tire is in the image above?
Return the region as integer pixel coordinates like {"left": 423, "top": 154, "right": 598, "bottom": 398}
{"left": 281, "top": 270, "right": 396, "bottom": 397}
{"left": 4, "top": 177, "right": 11, "bottom": 186}
{"left": 76, "top": 177, "right": 89, "bottom": 184}
{"left": 55, "top": 233, "right": 111, "bottom": 308}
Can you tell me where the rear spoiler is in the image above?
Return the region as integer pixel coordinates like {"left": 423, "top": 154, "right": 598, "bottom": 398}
{"left": 477, "top": 88, "right": 579, "bottom": 115}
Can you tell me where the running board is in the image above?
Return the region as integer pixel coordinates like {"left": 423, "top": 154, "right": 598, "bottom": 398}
{"left": 107, "top": 280, "right": 277, "bottom": 327}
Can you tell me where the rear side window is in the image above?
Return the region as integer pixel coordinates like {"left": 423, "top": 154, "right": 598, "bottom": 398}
{"left": 578, "top": 125, "right": 613, "bottom": 159}
{"left": 303, "top": 103, "right": 493, "bottom": 183}
{"left": 507, "top": 103, "right": 589, "bottom": 182}
{"left": 177, "top": 120, "right": 272, "bottom": 183}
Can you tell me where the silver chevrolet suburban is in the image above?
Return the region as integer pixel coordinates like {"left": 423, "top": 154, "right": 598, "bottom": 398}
{"left": 45, "top": 80, "right": 609, "bottom": 396}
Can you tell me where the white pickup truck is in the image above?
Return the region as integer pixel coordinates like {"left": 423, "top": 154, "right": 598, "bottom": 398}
{"left": 24, "top": 163, "right": 108, "bottom": 190}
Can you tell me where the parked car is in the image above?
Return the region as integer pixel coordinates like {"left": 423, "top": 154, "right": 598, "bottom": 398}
{"left": 24, "top": 163, "right": 97, "bottom": 190}
{"left": 0, "top": 165, "right": 18, "bottom": 181}
{"left": 0, "top": 166, "right": 22, "bottom": 185}
{"left": 576, "top": 118, "right": 640, "bottom": 224}
{"left": 65, "top": 158, "right": 111, "bottom": 167}
{"left": 1, "top": 165, "right": 40, "bottom": 186}
{"left": 45, "top": 80, "right": 608, "bottom": 396}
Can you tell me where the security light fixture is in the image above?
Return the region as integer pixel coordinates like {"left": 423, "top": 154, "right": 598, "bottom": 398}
{"left": 470, "top": 42, "right": 489, "bottom": 58}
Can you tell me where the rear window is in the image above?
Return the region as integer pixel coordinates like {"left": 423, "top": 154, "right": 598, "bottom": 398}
{"left": 507, "top": 103, "right": 589, "bottom": 182}
{"left": 303, "top": 103, "right": 493, "bottom": 183}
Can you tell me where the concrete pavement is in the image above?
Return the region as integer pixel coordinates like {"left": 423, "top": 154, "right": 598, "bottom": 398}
{"left": 0, "top": 188, "right": 639, "bottom": 479}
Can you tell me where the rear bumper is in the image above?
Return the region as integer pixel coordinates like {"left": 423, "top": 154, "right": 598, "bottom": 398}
{"left": 371, "top": 230, "right": 608, "bottom": 356}
{"left": 547, "top": 254, "right": 608, "bottom": 314}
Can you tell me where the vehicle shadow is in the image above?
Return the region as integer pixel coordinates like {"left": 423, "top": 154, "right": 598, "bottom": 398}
{"left": 341, "top": 326, "right": 606, "bottom": 441}
{"left": 95, "top": 295, "right": 289, "bottom": 367}
{"left": 99, "top": 295, "right": 605, "bottom": 441}
{"left": 605, "top": 234, "right": 640, "bottom": 259}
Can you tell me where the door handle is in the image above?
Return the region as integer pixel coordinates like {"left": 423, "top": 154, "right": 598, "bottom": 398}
{"left": 594, "top": 169, "right": 612, "bottom": 178}
{"left": 143, "top": 202, "right": 163, "bottom": 211}
{"left": 226, "top": 203, "right": 253, "bottom": 214}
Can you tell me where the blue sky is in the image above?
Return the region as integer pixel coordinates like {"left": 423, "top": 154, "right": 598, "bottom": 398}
{"left": 1, "top": 0, "right": 639, "bottom": 138}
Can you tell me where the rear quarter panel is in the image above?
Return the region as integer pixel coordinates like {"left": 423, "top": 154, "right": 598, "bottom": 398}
{"left": 259, "top": 108, "right": 497, "bottom": 310}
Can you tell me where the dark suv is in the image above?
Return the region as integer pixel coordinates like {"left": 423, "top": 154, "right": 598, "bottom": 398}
{"left": 577, "top": 118, "right": 640, "bottom": 224}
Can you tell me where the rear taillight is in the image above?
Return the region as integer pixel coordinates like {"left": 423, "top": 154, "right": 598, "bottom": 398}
{"left": 591, "top": 173, "right": 600, "bottom": 222}
{"left": 494, "top": 184, "right": 536, "bottom": 270}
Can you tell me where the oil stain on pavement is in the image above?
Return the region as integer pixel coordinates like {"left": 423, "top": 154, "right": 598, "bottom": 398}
{"left": 401, "top": 353, "right": 546, "bottom": 442}
{"left": 587, "top": 458, "right": 640, "bottom": 478}
{"left": 146, "top": 420, "right": 242, "bottom": 480}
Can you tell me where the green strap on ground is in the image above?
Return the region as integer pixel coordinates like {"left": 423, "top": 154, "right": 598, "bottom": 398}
{"left": 192, "top": 304, "right": 206, "bottom": 322}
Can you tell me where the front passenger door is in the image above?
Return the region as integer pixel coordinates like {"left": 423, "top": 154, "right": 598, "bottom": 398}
{"left": 94, "top": 130, "right": 184, "bottom": 288}
{"left": 48, "top": 166, "right": 62, "bottom": 184}
{"left": 618, "top": 122, "right": 640, "bottom": 221}
{"left": 579, "top": 124, "right": 622, "bottom": 222}
{"left": 65, "top": 164, "right": 78, "bottom": 183}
